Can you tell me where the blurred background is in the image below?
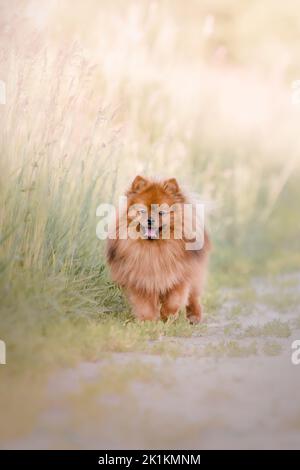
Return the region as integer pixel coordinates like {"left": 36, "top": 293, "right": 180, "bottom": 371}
{"left": 0, "top": 0, "right": 300, "bottom": 447}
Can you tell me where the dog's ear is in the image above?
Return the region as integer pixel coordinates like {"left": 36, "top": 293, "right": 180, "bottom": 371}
{"left": 163, "top": 178, "right": 180, "bottom": 194}
{"left": 129, "top": 175, "right": 148, "bottom": 194}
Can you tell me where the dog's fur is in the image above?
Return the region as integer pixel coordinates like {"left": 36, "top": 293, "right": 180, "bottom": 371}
{"left": 106, "top": 176, "right": 211, "bottom": 322}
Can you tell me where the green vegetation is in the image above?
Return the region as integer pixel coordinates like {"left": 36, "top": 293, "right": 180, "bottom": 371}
{"left": 263, "top": 342, "right": 282, "bottom": 356}
{"left": 203, "top": 340, "right": 258, "bottom": 358}
{"left": 259, "top": 291, "right": 300, "bottom": 313}
{"left": 0, "top": 1, "right": 300, "bottom": 440}
{"left": 244, "top": 320, "right": 291, "bottom": 339}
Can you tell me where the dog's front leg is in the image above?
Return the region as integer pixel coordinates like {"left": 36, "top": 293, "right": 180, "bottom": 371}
{"left": 160, "top": 283, "right": 189, "bottom": 322}
{"left": 127, "top": 288, "right": 160, "bottom": 321}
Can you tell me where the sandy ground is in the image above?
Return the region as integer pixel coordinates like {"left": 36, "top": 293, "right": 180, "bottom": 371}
{"left": 3, "top": 273, "right": 300, "bottom": 449}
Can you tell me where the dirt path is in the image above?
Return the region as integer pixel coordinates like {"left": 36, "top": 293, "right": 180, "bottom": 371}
{"left": 4, "top": 273, "right": 300, "bottom": 449}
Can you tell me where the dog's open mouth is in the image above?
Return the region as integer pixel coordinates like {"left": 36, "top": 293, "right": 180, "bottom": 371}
{"left": 141, "top": 226, "right": 160, "bottom": 240}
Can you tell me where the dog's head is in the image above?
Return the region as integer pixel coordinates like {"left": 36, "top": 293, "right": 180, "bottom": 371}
{"left": 125, "top": 176, "right": 185, "bottom": 240}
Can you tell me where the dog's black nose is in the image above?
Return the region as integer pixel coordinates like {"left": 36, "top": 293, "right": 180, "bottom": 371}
{"left": 147, "top": 218, "right": 154, "bottom": 227}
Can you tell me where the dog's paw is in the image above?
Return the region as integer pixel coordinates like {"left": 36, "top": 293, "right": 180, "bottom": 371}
{"left": 188, "top": 314, "right": 201, "bottom": 325}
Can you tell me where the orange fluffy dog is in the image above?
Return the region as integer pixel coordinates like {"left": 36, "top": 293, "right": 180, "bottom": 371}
{"left": 106, "top": 176, "right": 211, "bottom": 323}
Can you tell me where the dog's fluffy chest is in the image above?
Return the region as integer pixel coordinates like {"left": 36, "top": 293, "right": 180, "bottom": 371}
{"left": 126, "top": 241, "right": 185, "bottom": 292}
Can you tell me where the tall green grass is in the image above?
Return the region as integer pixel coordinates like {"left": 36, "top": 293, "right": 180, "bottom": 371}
{"left": 0, "top": 0, "right": 300, "bottom": 376}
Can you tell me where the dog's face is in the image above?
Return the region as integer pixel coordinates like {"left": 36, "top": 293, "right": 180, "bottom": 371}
{"left": 126, "top": 176, "right": 185, "bottom": 240}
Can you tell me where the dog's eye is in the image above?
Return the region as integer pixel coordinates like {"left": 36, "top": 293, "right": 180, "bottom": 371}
{"left": 138, "top": 208, "right": 147, "bottom": 214}
{"left": 159, "top": 210, "right": 168, "bottom": 216}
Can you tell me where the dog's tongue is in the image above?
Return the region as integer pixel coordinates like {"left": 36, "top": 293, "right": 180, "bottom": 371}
{"left": 147, "top": 228, "right": 158, "bottom": 239}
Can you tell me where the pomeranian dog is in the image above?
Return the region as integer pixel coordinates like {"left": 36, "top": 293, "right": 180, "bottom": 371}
{"left": 106, "top": 176, "right": 211, "bottom": 323}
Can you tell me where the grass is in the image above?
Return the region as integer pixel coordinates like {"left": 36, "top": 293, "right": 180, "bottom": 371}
{"left": 203, "top": 340, "right": 258, "bottom": 358}
{"left": 263, "top": 342, "right": 282, "bottom": 356}
{"left": 1, "top": 0, "right": 300, "bottom": 441}
{"left": 72, "top": 361, "right": 163, "bottom": 398}
{"left": 296, "top": 317, "right": 300, "bottom": 329}
{"left": 259, "top": 291, "right": 300, "bottom": 313}
{"left": 223, "top": 322, "right": 241, "bottom": 336}
{"left": 243, "top": 320, "right": 291, "bottom": 339}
